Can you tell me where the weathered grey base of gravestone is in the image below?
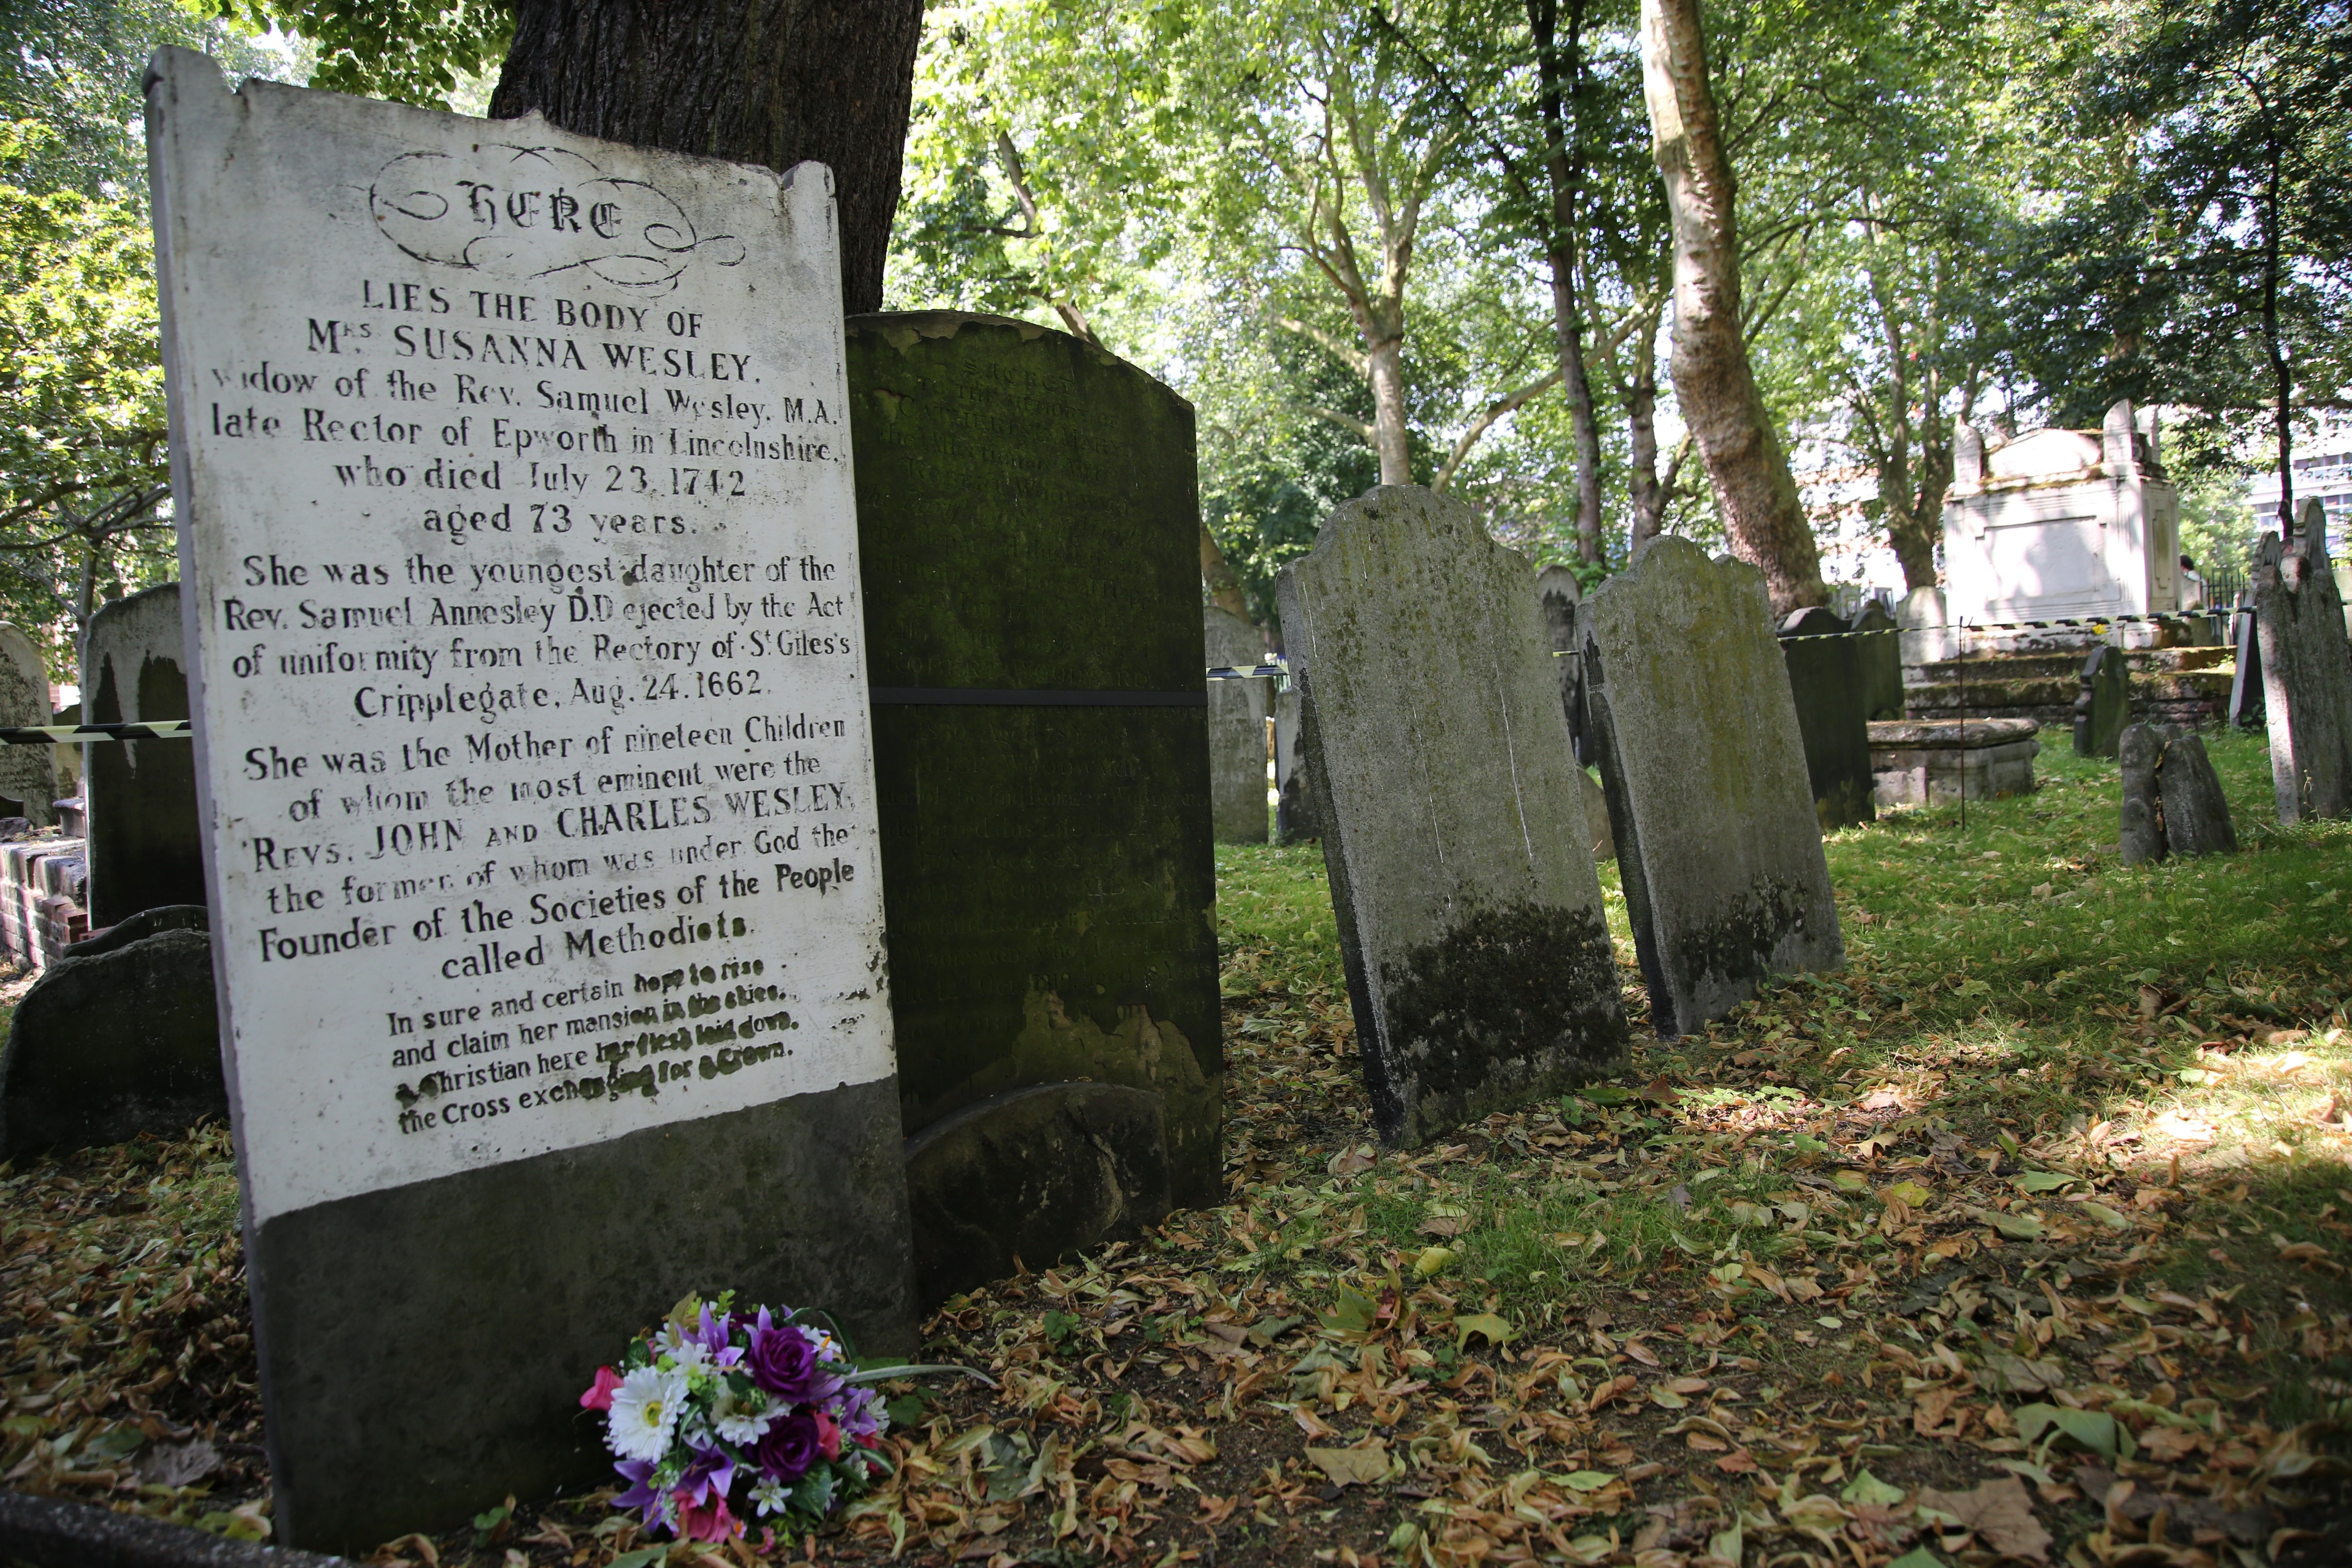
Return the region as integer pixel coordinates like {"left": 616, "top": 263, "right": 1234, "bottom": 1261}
{"left": 1777, "top": 607, "right": 1876, "bottom": 829}
{"left": 251, "top": 1085, "right": 911, "bottom": 1547}
{"left": 1281, "top": 486, "right": 1625, "bottom": 1146}
{"left": 84, "top": 581, "right": 204, "bottom": 925}
{"left": 2254, "top": 501, "right": 2352, "bottom": 824}
{"left": 1583, "top": 537, "right": 1842, "bottom": 1037}
{"left": 0, "top": 1486, "right": 347, "bottom": 1568}
{"left": 1205, "top": 606, "right": 1270, "bottom": 843}
{"left": 2122, "top": 723, "right": 2239, "bottom": 866}
{"left": 844, "top": 312, "right": 1221, "bottom": 1273}
{"left": 2074, "top": 645, "right": 2130, "bottom": 759}
{"left": 904, "top": 1082, "right": 1169, "bottom": 1305}
{"left": 0, "top": 906, "right": 218, "bottom": 1158}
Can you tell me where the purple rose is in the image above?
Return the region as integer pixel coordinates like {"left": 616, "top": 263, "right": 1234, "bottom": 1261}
{"left": 747, "top": 1323, "right": 841, "bottom": 1404}
{"left": 755, "top": 1412, "right": 822, "bottom": 1483}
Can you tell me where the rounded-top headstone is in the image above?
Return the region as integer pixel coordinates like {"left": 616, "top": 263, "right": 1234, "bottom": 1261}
{"left": 82, "top": 581, "right": 200, "bottom": 921}
{"left": 1583, "top": 536, "right": 1843, "bottom": 1036}
{"left": 844, "top": 311, "right": 1223, "bottom": 1212}
{"left": 1280, "top": 486, "right": 1626, "bottom": 1145}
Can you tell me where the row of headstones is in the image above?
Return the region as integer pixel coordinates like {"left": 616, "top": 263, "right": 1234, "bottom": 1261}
{"left": 1273, "top": 488, "right": 1842, "bottom": 1144}
{"left": 1213, "top": 567, "right": 1906, "bottom": 853}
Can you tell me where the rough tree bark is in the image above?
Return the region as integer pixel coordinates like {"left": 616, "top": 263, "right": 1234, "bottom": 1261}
{"left": 489, "top": 0, "right": 924, "bottom": 315}
{"left": 1637, "top": 0, "right": 1826, "bottom": 612}
{"left": 1530, "top": 0, "right": 1604, "bottom": 563}
{"left": 1200, "top": 527, "right": 1254, "bottom": 625}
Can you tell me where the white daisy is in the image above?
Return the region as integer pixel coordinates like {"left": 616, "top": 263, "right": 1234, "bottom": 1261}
{"left": 606, "top": 1365, "right": 689, "bottom": 1463}
{"left": 711, "top": 1384, "right": 777, "bottom": 1445}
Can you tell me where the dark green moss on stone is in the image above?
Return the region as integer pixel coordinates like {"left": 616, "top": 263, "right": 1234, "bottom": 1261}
{"left": 845, "top": 313, "right": 1221, "bottom": 1215}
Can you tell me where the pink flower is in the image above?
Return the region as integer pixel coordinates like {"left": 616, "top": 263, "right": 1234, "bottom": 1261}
{"left": 675, "top": 1492, "right": 739, "bottom": 1542}
{"left": 813, "top": 1410, "right": 842, "bottom": 1461}
{"left": 580, "top": 1366, "right": 623, "bottom": 1412}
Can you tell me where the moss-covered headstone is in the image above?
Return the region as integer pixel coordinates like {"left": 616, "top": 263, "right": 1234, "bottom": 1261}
{"left": 1777, "top": 606, "right": 1876, "bottom": 829}
{"left": 1583, "top": 538, "right": 1842, "bottom": 1038}
{"left": 846, "top": 313, "right": 1222, "bottom": 1244}
{"left": 1279, "top": 486, "right": 1625, "bottom": 1147}
{"left": 83, "top": 582, "right": 203, "bottom": 925}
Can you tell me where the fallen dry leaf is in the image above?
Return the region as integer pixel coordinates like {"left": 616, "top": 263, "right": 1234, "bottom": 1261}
{"left": 1305, "top": 1444, "right": 1392, "bottom": 1488}
{"left": 1918, "top": 1476, "right": 2052, "bottom": 1563}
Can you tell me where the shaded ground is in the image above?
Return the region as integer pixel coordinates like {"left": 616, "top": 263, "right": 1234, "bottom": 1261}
{"left": 2, "top": 727, "right": 2347, "bottom": 1566}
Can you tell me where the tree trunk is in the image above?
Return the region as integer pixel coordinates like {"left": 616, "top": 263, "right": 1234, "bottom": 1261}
{"left": 1637, "top": 0, "right": 1826, "bottom": 612}
{"left": 1200, "top": 525, "right": 1254, "bottom": 624}
{"left": 489, "top": 0, "right": 924, "bottom": 315}
{"left": 1363, "top": 329, "right": 1413, "bottom": 486}
{"left": 1530, "top": 0, "right": 1604, "bottom": 562}
{"left": 1625, "top": 298, "right": 1668, "bottom": 548}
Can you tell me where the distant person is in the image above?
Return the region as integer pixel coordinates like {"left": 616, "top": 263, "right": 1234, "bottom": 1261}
{"left": 2178, "top": 552, "right": 2205, "bottom": 612}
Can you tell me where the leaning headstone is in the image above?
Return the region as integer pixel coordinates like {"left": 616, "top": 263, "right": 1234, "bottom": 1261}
{"left": 1579, "top": 766, "right": 1615, "bottom": 863}
{"left": 82, "top": 582, "right": 203, "bottom": 924}
{"left": 149, "top": 50, "right": 912, "bottom": 1548}
{"left": 1777, "top": 606, "right": 1875, "bottom": 829}
{"left": 1536, "top": 565, "right": 1592, "bottom": 764}
{"left": 0, "top": 906, "right": 219, "bottom": 1156}
{"left": 2254, "top": 500, "right": 2352, "bottom": 823}
{"left": 844, "top": 313, "right": 1221, "bottom": 1235}
{"left": 2073, "top": 644, "right": 2129, "bottom": 757}
{"left": 1851, "top": 601, "right": 1904, "bottom": 719}
{"left": 1280, "top": 486, "right": 1625, "bottom": 1146}
{"left": 1274, "top": 684, "right": 1319, "bottom": 842}
{"left": 2227, "top": 605, "right": 2264, "bottom": 728}
{"left": 1204, "top": 606, "right": 1270, "bottom": 843}
{"left": 1583, "top": 537, "right": 1842, "bottom": 1037}
{"left": 2118, "top": 724, "right": 2166, "bottom": 866}
{"left": 2156, "top": 729, "right": 2237, "bottom": 857}
{"left": 0, "top": 626, "right": 54, "bottom": 827}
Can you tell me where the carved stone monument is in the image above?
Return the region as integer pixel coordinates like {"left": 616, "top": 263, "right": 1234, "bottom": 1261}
{"left": 1851, "top": 600, "right": 1904, "bottom": 720}
{"left": 83, "top": 583, "right": 203, "bottom": 925}
{"left": 2254, "top": 499, "right": 2352, "bottom": 824}
{"left": 1204, "top": 606, "right": 1269, "bottom": 843}
{"left": 1944, "top": 401, "right": 2181, "bottom": 636}
{"left": 1582, "top": 537, "right": 1842, "bottom": 1037}
{"left": 1281, "top": 486, "right": 1625, "bottom": 1146}
{"left": 149, "top": 51, "right": 912, "bottom": 1546}
{"left": 2120, "top": 722, "right": 2239, "bottom": 862}
{"left": 843, "top": 312, "right": 1221, "bottom": 1287}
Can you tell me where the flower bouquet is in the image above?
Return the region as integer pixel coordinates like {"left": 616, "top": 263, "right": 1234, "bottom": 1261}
{"left": 581, "top": 1295, "right": 973, "bottom": 1544}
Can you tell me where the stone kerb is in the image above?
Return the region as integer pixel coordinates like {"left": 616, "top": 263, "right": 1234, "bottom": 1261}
{"left": 2253, "top": 499, "right": 2352, "bottom": 824}
{"left": 1867, "top": 717, "right": 2039, "bottom": 808}
{"left": 1582, "top": 537, "right": 1843, "bottom": 1038}
{"left": 1280, "top": 486, "right": 1625, "bottom": 1147}
{"left": 1204, "top": 606, "right": 1270, "bottom": 843}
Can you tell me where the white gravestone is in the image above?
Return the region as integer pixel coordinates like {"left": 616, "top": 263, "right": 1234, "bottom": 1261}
{"left": 1942, "top": 401, "right": 2180, "bottom": 640}
{"left": 148, "top": 49, "right": 912, "bottom": 1548}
